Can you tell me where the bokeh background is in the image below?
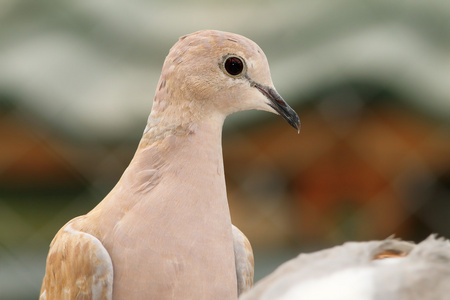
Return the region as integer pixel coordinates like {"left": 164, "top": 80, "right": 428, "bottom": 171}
{"left": 1, "top": 1, "right": 449, "bottom": 299}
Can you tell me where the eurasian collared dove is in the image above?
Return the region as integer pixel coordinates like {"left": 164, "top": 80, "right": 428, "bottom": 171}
{"left": 40, "top": 30, "right": 300, "bottom": 299}
{"left": 240, "top": 235, "right": 450, "bottom": 300}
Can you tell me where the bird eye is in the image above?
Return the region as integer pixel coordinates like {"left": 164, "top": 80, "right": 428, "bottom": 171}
{"left": 223, "top": 56, "right": 245, "bottom": 77}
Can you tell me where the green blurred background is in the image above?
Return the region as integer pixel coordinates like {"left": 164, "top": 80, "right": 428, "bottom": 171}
{"left": 1, "top": 1, "right": 449, "bottom": 299}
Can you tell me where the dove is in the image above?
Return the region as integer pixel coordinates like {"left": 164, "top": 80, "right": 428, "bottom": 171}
{"left": 40, "top": 30, "right": 300, "bottom": 300}
{"left": 240, "top": 235, "right": 450, "bottom": 300}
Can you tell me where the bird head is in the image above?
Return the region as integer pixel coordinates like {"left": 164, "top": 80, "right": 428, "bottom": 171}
{"left": 151, "top": 30, "right": 300, "bottom": 132}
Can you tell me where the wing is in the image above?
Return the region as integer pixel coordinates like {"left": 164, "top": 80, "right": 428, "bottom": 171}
{"left": 40, "top": 220, "right": 113, "bottom": 300}
{"left": 232, "top": 224, "right": 254, "bottom": 296}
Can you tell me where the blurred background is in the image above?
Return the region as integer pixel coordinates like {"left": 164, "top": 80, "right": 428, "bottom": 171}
{"left": 1, "top": 0, "right": 449, "bottom": 299}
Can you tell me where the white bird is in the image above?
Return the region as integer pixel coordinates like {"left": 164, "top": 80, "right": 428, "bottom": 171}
{"left": 40, "top": 30, "right": 300, "bottom": 300}
{"left": 240, "top": 235, "right": 450, "bottom": 300}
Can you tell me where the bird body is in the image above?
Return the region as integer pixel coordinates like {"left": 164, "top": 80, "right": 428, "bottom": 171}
{"left": 43, "top": 118, "right": 236, "bottom": 299}
{"left": 40, "top": 30, "right": 299, "bottom": 299}
{"left": 240, "top": 235, "right": 450, "bottom": 300}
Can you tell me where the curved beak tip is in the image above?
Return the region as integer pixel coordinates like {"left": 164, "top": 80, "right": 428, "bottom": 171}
{"left": 289, "top": 112, "right": 301, "bottom": 134}
{"left": 295, "top": 118, "right": 301, "bottom": 134}
{"left": 271, "top": 100, "right": 301, "bottom": 134}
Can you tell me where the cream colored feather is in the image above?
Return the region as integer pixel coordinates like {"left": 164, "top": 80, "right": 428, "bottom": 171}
{"left": 240, "top": 235, "right": 450, "bottom": 300}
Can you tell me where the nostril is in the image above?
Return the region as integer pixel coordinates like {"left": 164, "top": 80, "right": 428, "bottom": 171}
{"left": 254, "top": 85, "right": 270, "bottom": 99}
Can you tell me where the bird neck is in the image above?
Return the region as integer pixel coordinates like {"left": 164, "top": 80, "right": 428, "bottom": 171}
{"left": 144, "top": 92, "right": 214, "bottom": 141}
{"left": 133, "top": 111, "right": 228, "bottom": 202}
{"left": 140, "top": 109, "right": 226, "bottom": 150}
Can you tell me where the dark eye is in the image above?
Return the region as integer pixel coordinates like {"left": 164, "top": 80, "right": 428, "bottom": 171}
{"left": 224, "top": 56, "right": 245, "bottom": 76}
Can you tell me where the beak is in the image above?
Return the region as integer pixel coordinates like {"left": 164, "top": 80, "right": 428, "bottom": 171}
{"left": 254, "top": 83, "right": 301, "bottom": 132}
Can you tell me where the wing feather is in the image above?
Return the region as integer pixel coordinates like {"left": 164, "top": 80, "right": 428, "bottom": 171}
{"left": 232, "top": 224, "right": 254, "bottom": 295}
{"left": 40, "top": 220, "right": 113, "bottom": 300}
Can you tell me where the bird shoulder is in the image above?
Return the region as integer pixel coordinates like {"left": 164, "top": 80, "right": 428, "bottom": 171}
{"left": 40, "top": 219, "right": 113, "bottom": 300}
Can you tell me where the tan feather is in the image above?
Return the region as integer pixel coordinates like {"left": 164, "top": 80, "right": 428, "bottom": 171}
{"left": 40, "top": 218, "right": 113, "bottom": 300}
{"left": 233, "top": 225, "right": 254, "bottom": 295}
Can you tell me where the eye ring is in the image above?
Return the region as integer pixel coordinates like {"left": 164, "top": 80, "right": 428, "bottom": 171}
{"left": 222, "top": 55, "right": 246, "bottom": 78}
